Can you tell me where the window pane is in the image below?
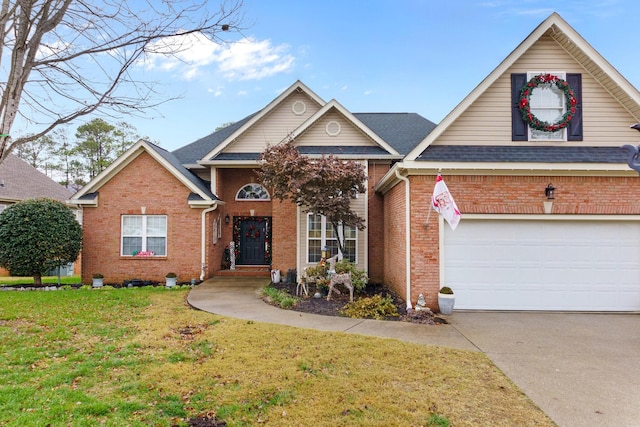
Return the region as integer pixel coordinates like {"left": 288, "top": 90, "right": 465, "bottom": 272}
{"left": 147, "top": 237, "right": 166, "bottom": 256}
{"left": 325, "top": 239, "right": 338, "bottom": 257}
{"left": 343, "top": 240, "right": 356, "bottom": 262}
{"left": 123, "top": 216, "right": 142, "bottom": 235}
{"left": 308, "top": 240, "right": 321, "bottom": 263}
{"left": 325, "top": 224, "right": 336, "bottom": 239}
{"left": 344, "top": 225, "right": 356, "bottom": 239}
{"left": 146, "top": 216, "right": 166, "bottom": 236}
{"left": 123, "top": 237, "right": 142, "bottom": 256}
{"left": 308, "top": 214, "right": 322, "bottom": 238}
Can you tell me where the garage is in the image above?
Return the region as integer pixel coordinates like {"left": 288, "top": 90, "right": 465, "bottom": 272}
{"left": 443, "top": 218, "right": 640, "bottom": 311}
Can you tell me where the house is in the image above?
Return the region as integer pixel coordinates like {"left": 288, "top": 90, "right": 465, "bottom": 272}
{"left": 0, "top": 154, "right": 77, "bottom": 275}
{"left": 374, "top": 13, "right": 640, "bottom": 311}
{"left": 71, "top": 13, "right": 640, "bottom": 311}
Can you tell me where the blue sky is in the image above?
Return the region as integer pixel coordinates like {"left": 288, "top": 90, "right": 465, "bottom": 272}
{"left": 34, "top": 0, "right": 640, "bottom": 151}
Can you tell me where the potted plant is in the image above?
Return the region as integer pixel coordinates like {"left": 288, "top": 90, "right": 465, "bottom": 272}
{"left": 92, "top": 273, "right": 104, "bottom": 288}
{"left": 165, "top": 272, "right": 177, "bottom": 288}
{"left": 438, "top": 286, "right": 455, "bottom": 315}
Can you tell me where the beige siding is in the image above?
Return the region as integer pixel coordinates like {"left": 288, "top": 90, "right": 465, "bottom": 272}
{"left": 435, "top": 34, "right": 638, "bottom": 146}
{"left": 225, "top": 92, "right": 322, "bottom": 153}
{"left": 297, "top": 161, "right": 368, "bottom": 273}
{"left": 296, "top": 110, "right": 378, "bottom": 147}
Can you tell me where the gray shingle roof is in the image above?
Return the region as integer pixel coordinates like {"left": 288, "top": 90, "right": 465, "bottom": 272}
{"left": 354, "top": 113, "right": 437, "bottom": 155}
{"left": 145, "top": 142, "right": 218, "bottom": 200}
{"left": 172, "top": 112, "right": 436, "bottom": 164}
{"left": 172, "top": 113, "right": 257, "bottom": 164}
{"left": 417, "top": 145, "right": 628, "bottom": 163}
{"left": 0, "top": 154, "right": 72, "bottom": 203}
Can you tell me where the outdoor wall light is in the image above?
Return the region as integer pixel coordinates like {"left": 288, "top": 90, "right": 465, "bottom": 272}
{"left": 225, "top": 214, "right": 230, "bottom": 224}
{"left": 545, "top": 183, "right": 556, "bottom": 200}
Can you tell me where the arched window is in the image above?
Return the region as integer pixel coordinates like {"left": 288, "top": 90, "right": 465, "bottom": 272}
{"left": 236, "top": 183, "right": 270, "bottom": 201}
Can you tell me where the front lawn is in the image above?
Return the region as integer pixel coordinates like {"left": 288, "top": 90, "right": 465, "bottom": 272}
{"left": 0, "top": 287, "right": 554, "bottom": 426}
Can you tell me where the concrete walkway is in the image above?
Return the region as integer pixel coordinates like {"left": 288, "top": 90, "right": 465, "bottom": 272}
{"left": 188, "top": 276, "right": 640, "bottom": 427}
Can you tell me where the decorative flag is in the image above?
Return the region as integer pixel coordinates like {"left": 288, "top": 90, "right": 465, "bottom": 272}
{"left": 432, "top": 173, "right": 461, "bottom": 230}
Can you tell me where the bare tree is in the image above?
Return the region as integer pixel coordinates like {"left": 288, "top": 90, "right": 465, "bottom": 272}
{"left": 0, "top": 0, "right": 244, "bottom": 163}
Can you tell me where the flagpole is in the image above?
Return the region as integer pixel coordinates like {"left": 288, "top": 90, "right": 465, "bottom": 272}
{"left": 425, "top": 169, "right": 441, "bottom": 227}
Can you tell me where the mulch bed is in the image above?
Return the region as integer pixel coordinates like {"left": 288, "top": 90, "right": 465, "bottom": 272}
{"left": 268, "top": 281, "right": 447, "bottom": 325}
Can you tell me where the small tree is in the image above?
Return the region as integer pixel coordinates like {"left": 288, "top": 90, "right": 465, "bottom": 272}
{"left": 0, "top": 199, "right": 82, "bottom": 286}
{"left": 258, "top": 139, "right": 367, "bottom": 256}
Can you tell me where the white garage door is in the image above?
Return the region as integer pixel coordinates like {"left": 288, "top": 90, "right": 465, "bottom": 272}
{"left": 444, "top": 219, "right": 640, "bottom": 311}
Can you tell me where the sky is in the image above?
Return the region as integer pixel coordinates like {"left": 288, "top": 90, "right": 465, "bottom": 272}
{"left": 20, "top": 0, "right": 640, "bottom": 152}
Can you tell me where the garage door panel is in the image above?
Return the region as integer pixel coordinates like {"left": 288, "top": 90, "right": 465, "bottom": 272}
{"left": 444, "top": 220, "right": 640, "bottom": 311}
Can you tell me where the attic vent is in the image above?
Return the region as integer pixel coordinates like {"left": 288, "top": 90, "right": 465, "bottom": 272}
{"left": 326, "top": 121, "right": 341, "bottom": 137}
{"left": 292, "top": 100, "right": 306, "bottom": 115}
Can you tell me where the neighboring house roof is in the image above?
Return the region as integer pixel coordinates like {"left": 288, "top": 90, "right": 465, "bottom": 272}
{"left": 70, "top": 140, "right": 219, "bottom": 207}
{"left": 405, "top": 12, "right": 640, "bottom": 162}
{"left": 0, "top": 154, "right": 72, "bottom": 204}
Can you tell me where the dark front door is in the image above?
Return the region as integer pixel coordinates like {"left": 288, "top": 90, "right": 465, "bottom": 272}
{"left": 238, "top": 219, "right": 267, "bottom": 265}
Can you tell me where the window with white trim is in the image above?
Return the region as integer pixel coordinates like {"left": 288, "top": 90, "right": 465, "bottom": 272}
{"left": 236, "top": 183, "right": 270, "bottom": 200}
{"left": 307, "top": 213, "right": 356, "bottom": 263}
{"left": 121, "top": 215, "right": 167, "bottom": 256}
{"left": 528, "top": 71, "right": 566, "bottom": 141}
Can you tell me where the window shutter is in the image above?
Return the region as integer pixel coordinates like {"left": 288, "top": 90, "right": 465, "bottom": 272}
{"left": 566, "top": 73, "right": 583, "bottom": 141}
{"left": 511, "top": 73, "right": 527, "bottom": 141}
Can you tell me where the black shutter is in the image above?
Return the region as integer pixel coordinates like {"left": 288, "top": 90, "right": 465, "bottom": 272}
{"left": 566, "top": 73, "right": 583, "bottom": 141}
{"left": 511, "top": 73, "right": 527, "bottom": 141}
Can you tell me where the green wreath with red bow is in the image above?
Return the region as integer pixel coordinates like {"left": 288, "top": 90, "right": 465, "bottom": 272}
{"left": 519, "top": 74, "right": 577, "bottom": 133}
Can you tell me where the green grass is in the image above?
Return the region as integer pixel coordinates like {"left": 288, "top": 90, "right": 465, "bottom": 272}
{"left": 0, "top": 275, "right": 81, "bottom": 285}
{"left": 0, "top": 287, "right": 555, "bottom": 426}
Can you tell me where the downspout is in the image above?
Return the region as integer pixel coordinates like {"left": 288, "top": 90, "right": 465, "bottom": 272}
{"left": 201, "top": 204, "right": 219, "bottom": 281}
{"left": 395, "top": 169, "right": 412, "bottom": 310}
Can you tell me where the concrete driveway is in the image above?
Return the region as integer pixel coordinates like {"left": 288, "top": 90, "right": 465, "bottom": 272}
{"left": 448, "top": 312, "right": 640, "bottom": 427}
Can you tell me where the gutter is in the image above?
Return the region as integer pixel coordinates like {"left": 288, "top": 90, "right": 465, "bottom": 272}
{"left": 201, "top": 204, "right": 220, "bottom": 281}
{"left": 394, "top": 169, "right": 413, "bottom": 310}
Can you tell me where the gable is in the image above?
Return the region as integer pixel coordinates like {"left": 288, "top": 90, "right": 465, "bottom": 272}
{"left": 70, "top": 140, "right": 218, "bottom": 206}
{"left": 432, "top": 34, "right": 637, "bottom": 148}
{"left": 295, "top": 109, "right": 383, "bottom": 148}
{"left": 223, "top": 90, "right": 323, "bottom": 154}
{"left": 405, "top": 13, "right": 640, "bottom": 165}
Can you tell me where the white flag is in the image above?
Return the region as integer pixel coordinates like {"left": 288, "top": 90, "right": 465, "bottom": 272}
{"left": 432, "top": 173, "right": 461, "bottom": 231}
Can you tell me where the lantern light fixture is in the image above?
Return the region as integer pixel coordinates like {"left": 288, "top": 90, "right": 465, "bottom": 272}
{"left": 545, "top": 183, "right": 556, "bottom": 200}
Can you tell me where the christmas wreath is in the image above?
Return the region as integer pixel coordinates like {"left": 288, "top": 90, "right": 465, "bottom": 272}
{"left": 519, "top": 73, "right": 577, "bottom": 133}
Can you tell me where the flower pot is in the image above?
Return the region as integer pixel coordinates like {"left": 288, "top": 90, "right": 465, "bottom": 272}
{"left": 92, "top": 278, "right": 104, "bottom": 288}
{"left": 166, "top": 277, "right": 177, "bottom": 288}
{"left": 438, "top": 293, "right": 455, "bottom": 315}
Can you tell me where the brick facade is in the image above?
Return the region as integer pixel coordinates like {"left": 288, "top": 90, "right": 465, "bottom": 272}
{"left": 82, "top": 152, "right": 211, "bottom": 284}
{"left": 400, "top": 174, "right": 640, "bottom": 309}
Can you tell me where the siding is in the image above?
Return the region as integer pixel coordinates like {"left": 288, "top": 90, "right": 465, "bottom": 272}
{"left": 225, "top": 92, "right": 322, "bottom": 153}
{"left": 297, "top": 160, "right": 368, "bottom": 273}
{"left": 295, "top": 110, "right": 378, "bottom": 147}
{"left": 435, "top": 35, "right": 638, "bottom": 147}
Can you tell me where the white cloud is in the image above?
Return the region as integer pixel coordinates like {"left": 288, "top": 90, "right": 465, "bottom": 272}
{"left": 138, "top": 34, "right": 294, "bottom": 82}
{"left": 217, "top": 37, "right": 294, "bottom": 80}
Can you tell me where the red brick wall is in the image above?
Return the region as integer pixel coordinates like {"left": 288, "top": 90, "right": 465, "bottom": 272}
{"left": 404, "top": 173, "right": 640, "bottom": 309}
{"left": 367, "top": 162, "right": 389, "bottom": 283}
{"left": 82, "top": 152, "right": 209, "bottom": 284}
{"left": 271, "top": 199, "right": 297, "bottom": 274}
{"left": 382, "top": 179, "right": 408, "bottom": 299}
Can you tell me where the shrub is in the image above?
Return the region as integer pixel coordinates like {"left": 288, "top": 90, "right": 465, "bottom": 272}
{"left": 439, "top": 286, "right": 454, "bottom": 295}
{"left": 341, "top": 294, "right": 399, "bottom": 319}
{"left": 263, "top": 287, "right": 299, "bottom": 309}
